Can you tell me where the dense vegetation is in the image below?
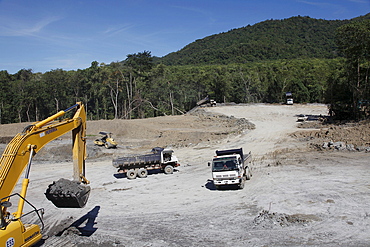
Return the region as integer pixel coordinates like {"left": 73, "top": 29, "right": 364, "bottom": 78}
{"left": 160, "top": 16, "right": 347, "bottom": 65}
{"left": 0, "top": 14, "right": 369, "bottom": 124}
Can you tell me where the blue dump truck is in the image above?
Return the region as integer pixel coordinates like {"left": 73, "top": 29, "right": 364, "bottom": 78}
{"left": 113, "top": 147, "right": 180, "bottom": 179}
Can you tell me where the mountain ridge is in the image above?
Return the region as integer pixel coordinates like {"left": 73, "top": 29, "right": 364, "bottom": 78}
{"left": 157, "top": 13, "right": 370, "bottom": 66}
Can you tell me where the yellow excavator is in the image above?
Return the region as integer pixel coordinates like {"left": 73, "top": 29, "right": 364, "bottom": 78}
{"left": 0, "top": 102, "right": 91, "bottom": 247}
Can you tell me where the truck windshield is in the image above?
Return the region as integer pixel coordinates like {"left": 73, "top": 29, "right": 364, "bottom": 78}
{"left": 212, "top": 158, "right": 238, "bottom": 171}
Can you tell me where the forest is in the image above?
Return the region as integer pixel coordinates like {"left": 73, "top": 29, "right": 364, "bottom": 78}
{"left": 160, "top": 16, "right": 348, "bottom": 66}
{"left": 0, "top": 15, "right": 369, "bottom": 124}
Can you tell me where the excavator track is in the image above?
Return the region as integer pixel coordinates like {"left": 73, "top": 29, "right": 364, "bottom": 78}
{"left": 45, "top": 178, "right": 90, "bottom": 208}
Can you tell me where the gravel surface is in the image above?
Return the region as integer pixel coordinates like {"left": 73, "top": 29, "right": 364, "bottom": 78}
{"left": 2, "top": 103, "right": 370, "bottom": 246}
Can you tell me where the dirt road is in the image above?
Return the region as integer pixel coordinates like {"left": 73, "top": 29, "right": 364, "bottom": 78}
{"left": 7, "top": 104, "right": 370, "bottom": 246}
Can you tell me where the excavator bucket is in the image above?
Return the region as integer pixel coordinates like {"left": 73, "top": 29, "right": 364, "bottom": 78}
{"left": 45, "top": 178, "right": 91, "bottom": 208}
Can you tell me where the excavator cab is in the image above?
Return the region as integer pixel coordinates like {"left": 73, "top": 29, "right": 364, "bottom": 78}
{"left": 0, "top": 194, "right": 45, "bottom": 246}
{"left": 0, "top": 201, "right": 12, "bottom": 228}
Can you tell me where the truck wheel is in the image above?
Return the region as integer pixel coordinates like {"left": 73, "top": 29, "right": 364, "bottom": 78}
{"left": 137, "top": 168, "right": 148, "bottom": 178}
{"left": 126, "top": 169, "right": 137, "bottom": 179}
{"left": 164, "top": 165, "right": 174, "bottom": 174}
{"left": 246, "top": 168, "right": 251, "bottom": 180}
{"left": 239, "top": 177, "right": 246, "bottom": 189}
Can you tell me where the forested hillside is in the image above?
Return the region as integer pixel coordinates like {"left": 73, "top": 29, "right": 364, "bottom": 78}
{"left": 159, "top": 14, "right": 370, "bottom": 65}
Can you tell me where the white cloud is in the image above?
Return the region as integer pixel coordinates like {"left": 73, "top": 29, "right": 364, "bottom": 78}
{"left": 102, "top": 24, "right": 136, "bottom": 37}
{"left": 349, "top": 0, "right": 369, "bottom": 4}
{"left": 0, "top": 16, "right": 62, "bottom": 37}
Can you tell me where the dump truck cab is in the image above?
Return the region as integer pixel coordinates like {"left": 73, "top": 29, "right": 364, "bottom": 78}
{"left": 286, "top": 92, "right": 293, "bottom": 105}
{"left": 209, "top": 148, "right": 252, "bottom": 189}
{"left": 211, "top": 154, "right": 243, "bottom": 186}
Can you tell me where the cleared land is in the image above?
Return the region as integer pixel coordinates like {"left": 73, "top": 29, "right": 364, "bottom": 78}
{"left": 1, "top": 103, "right": 369, "bottom": 246}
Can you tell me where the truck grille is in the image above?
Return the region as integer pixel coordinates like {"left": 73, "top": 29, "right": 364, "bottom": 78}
{"left": 215, "top": 174, "right": 235, "bottom": 178}
{"left": 215, "top": 176, "right": 237, "bottom": 181}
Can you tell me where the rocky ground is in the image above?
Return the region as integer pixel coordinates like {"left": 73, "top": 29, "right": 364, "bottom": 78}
{"left": 0, "top": 103, "right": 369, "bottom": 246}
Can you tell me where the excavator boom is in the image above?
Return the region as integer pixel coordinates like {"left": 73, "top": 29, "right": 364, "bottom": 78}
{"left": 0, "top": 102, "right": 90, "bottom": 246}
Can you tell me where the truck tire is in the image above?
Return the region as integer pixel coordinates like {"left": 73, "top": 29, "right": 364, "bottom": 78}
{"left": 164, "top": 165, "right": 174, "bottom": 174}
{"left": 239, "top": 177, "right": 246, "bottom": 189}
{"left": 137, "top": 168, "right": 148, "bottom": 178}
{"left": 246, "top": 167, "right": 251, "bottom": 180}
{"left": 126, "top": 169, "right": 137, "bottom": 179}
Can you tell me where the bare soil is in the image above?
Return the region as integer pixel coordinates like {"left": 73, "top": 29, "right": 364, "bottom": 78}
{"left": 1, "top": 103, "right": 370, "bottom": 246}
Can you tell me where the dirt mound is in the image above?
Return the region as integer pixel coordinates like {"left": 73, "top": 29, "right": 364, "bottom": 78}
{"left": 292, "top": 120, "right": 370, "bottom": 149}
{"left": 87, "top": 108, "right": 255, "bottom": 149}
{"left": 0, "top": 108, "right": 255, "bottom": 160}
{"left": 253, "top": 210, "right": 320, "bottom": 228}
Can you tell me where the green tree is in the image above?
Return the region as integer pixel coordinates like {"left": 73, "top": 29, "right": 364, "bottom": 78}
{"left": 125, "top": 51, "right": 153, "bottom": 73}
{"left": 123, "top": 51, "right": 154, "bottom": 118}
{"left": 336, "top": 20, "right": 370, "bottom": 119}
{"left": 0, "top": 70, "right": 12, "bottom": 123}
{"left": 12, "top": 69, "right": 34, "bottom": 122}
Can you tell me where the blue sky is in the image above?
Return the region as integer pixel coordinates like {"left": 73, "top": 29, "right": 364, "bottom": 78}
{"left": 0, "top": 0, "right": 369, "bottom": 74}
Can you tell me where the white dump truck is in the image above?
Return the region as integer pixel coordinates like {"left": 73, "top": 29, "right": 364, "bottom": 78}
{"left": 196, "top": 96, "right": 216, "bottom": 107}
{"left": 113, "top": 147, "right": 180, "bottom": 179}
{"left": 208, "top": 148, "right": 252, "bottom": 189}
{"left": 286, "top": 92, "right": 293, "bottom": 105}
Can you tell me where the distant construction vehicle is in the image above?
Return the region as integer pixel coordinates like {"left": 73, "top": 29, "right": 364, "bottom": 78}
{"left": 208, "top": 148, "right": 252, "bottom": 189}
{"left": 113, "top": 147, "right": 180, "bottom": 179}
{"left": 94, "top": 131, "right": 118, "bottom": 149}
{"left": 286, "top": 92, "right": 293, "bottom": 105}
{"left": 297, "top": 114, "right": 308, "bottom": 122}
{"left": 196, "top": 96, "right": 216, "bottom": 107}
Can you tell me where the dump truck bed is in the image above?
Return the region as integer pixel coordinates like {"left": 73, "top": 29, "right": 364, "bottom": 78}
{"left": 112, "top": 153, "right": 162, "bottom": 168}
{"left": 196, "top": 96, "right": 209, "bottom": 106}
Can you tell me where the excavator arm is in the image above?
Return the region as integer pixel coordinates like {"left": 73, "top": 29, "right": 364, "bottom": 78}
{"left": 0, "top": 102, "right": 90, "bottom": 247}
{"left": 0, "top": 103, "right": 89, "bottom": 200}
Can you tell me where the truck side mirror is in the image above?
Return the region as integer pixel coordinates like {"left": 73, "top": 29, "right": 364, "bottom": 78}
{"left": 208, "top": 162, "right": 210, "bottom": 167}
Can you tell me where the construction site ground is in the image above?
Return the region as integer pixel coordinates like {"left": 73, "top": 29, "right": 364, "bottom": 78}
{"left": 1, "top": 103, "right": 369, "bottom": 246}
